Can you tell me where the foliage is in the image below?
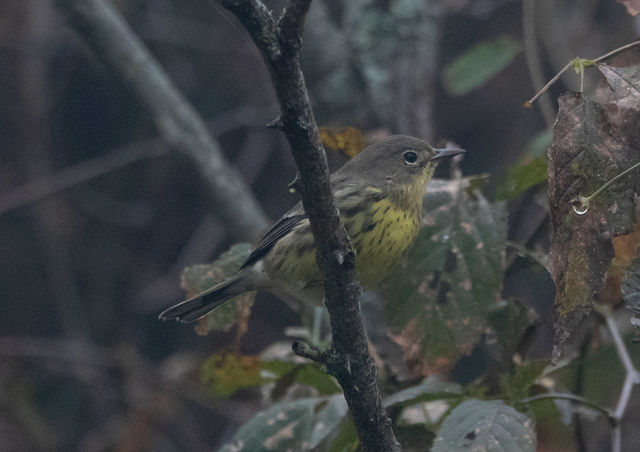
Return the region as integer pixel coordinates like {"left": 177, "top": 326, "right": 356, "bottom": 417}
{"left": 219, "top": 396, "right": 349, "bottom": 452}
{"left": 497, "top": 130, "right": 551, "bottom": 200}
{"left": 201, "top": 353, "right": 264, "bottom": 397}
{"left": 206, "top": 57, "right": 640, "bottom": 450}
{"left": 205, "top": 179, "right": 541, "bottom": 450}
{"left": 547, "top": 64, "right": 640, "bottom": 359}
{"left": 181, "top": 243, "right": 254, "bottom": 335}
{"left": 499, "top": 361, "right": 548, "bottom": 403}
{"left": 162, "top": 53, "right": 640, "bottom": 452}
{"left": 432, "top": 399, "right": 536, "bottom": 452}
{"left": 486, "top": 299, "right": 537, "bottom": 364}
{"left": 10, "top": 0, "right": 640, "bottom": 448}
{"left": 443, "top": 36, "right": 521, "bottom": 95}
{"left": 383, "top": 179, "right": 508, "bottom": 372}
{"left": 382, "top": 376, "right": 462, "bottom": 408}
{"left": 497, "top": 156, "right": 547, "bottom": 200}
{"left": 200, "top": 349, "right": 341, "bottom": 398}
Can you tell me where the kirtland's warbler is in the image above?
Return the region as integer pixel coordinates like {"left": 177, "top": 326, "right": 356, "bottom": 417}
{"left": 159, "top": 135, "right": 464, "bottom": 323}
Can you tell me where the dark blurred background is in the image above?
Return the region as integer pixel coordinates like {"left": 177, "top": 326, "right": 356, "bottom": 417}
{"left": 1, "top": 0, "right": 638, "bottom": 450}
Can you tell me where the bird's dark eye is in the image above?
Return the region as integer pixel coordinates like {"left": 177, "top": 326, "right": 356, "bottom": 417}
{"left": 402, "top": 151, "right": 418, "bottom": 165}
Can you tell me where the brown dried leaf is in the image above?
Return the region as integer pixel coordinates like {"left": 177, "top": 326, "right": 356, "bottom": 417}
{"left": 548, "top": 90, "right": 638, "bottom": 360}
{"left": 318, "top": 126, "right": 366, "bottom": 159}
{"left": 596, "top": 225, "right": 640, "bottom": 306}
{"left": 618, "top": 0, "right": 640, "bottom": 15}
{"left": 598, "top": 64, "right": 640, "bottom": 150}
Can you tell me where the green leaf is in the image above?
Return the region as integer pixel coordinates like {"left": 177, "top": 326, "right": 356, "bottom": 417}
{"left": 181, "top": 243, "right": 254, "bottom": 334}
{"left": 200, "top": 351, "right": 341, "bottom": 399}
{"left": 264, "top": 361, "right": 342, "bottom": 398}
{"left": 443, "top": 36, "right": 521, "bottom": 95}
{"left": 432, "top": 399, "right": 536, "bottom": 452}
{"left": 496, "top": 129, "right": 552, "bottom": 200}
{"left": 219, "top": 396, "right": 348, "bottom": 452}
{"left": 499, "top": 360, "right": 547, "bottom": 403}
{"left": 497, "top": 157, "right": 547, "bottom": 200}
{"left": 201, "top": 353, "right": 265, "bottom": 398}
{"left": 383, "top": 376, "right": 462, "bottom": 408}
{"left": 384, "top": 180, "right": 507, "bottom": 368}
{"left": 486, "top": 299, "right": 537, "bottom": 362}
{"left": 329, "top": 419, "right": 359, "bottom": 452}
{"left": 294, "top": 364, "right": 342, "bottom": 395}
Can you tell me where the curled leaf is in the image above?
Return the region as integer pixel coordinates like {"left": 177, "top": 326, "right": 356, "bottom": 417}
{"left": 548, "top": 89, "right": 637, "bottom": 360}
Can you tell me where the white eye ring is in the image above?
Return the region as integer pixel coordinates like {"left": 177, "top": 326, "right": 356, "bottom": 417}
{"left": 402, "top": 150, "right": 418, "bottom": 165}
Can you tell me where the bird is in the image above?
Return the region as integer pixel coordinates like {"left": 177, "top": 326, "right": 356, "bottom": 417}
{"left": 159, "top": 135, "right": 464, "bottom": 323}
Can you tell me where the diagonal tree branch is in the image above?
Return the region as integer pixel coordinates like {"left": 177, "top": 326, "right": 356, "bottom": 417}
{"left": 54, "top": 0, "right": 269, "bottom": 241}
{"left": 0, "top": 140, "right": 167, "bottom": 216}
{"left": 0, "top": 108, "right": 266, "bottom": 216}
{"left": 219, "top": 1, "right": 399, "bottom": 450}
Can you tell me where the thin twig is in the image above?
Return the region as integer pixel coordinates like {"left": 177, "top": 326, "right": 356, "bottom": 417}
{"left": 0, "top": 336, "right": 118, "bottom": 368}
{"left": 291, "top": 341, "right": 324, "bottom": 362}
{"left": 600, "top": 310, "right": 640, "bottom": 452}
{"left": 521, "top": 392, "right": 615, "bottom": 423}
{"left": 0, "top": 107, "right": 268, "bottom": 216}
{"left": 524, "top": 60, "right": 573, "bottom": 107}
{"left": 55, "top": 0, "right": 269, "bottom": 241}
{"left": 593, "top": 40, "right": 640, "bottom": 64}
{"left": 573, "top": 160, "right": 640, "bottom": 214}
{"left": 605, "top": 314, "right": 640, "bottom": 417}
{"left": 525, "top": 40, "right": 640, "bottom": 107}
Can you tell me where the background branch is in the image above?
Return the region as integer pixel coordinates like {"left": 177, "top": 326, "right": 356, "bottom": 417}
{"left": 219, "top": 0, "right": 398, "bottom": 450}
{"left": 17, "top": 1, "right": 89, "bottom": 340}
{"left": 0, "top": 140, "right": 166, "bottom": 216}
{"left": 55, "top": 0, "right": 269, "bottom": 241}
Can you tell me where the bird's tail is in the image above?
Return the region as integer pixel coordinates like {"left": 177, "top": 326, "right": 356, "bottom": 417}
{"left": 158, "top": 274, "right": 249, "bottom": 323}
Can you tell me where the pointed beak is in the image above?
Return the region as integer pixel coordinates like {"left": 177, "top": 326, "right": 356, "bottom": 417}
{"left": 431, "top": 148, "right": 466, "bottom": 160}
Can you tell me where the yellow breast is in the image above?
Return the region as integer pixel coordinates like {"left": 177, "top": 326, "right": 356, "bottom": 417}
{"left": 346, "top": 197, "right": 421, "bottom": 287}
{"left": 262, "top": 177, "right": 428, "bottom": 304}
